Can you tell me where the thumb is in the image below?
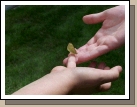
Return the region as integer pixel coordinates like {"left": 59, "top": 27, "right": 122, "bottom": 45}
{"left": 101, "top": 66, "right": 122, "bottom": 83}
{"left": 82, "top": 11, "right": 106, "bottom": 24}
{"left": 111, "top": 66, "right": 122, "bottom": 73}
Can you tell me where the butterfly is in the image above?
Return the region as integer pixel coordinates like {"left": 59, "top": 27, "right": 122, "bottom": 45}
{"left": 67, "top": 43, "right": 77, "bottom": 54}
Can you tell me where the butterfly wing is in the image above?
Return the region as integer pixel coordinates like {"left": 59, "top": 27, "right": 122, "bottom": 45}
{"left": 67, "top": 43, "right": 77, "bottom": 54}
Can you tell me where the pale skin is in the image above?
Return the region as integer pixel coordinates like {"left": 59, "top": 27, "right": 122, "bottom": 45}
{"left": 12, "top": 5, "right": 124, "bottom": 95}
{"left": 63, "top": 5, "right": 125, "bottom": 64}
{"left": 12, "top": 55, "right": 122, "bottom": 95}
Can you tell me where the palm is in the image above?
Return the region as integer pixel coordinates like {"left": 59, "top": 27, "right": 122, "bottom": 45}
{"left": 64, "top": 5, "right": 125, "bottom": 64}
{"left": 77, "top": 17, "right": 125, "bottom": 64}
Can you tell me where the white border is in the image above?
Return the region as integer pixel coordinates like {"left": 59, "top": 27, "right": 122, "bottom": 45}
{"left": 1, "top": 1, "right": 129, "bottom": 99}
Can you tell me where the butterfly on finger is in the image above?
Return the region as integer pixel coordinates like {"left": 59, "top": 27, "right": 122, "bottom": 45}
{"left": 67, "top": 43, "right": 77, "bottom": 54}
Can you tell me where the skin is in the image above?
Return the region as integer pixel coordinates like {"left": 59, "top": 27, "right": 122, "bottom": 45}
{"left": 63, "top": 5, "right": 125, "bottom": 65}
{"left": 12, "top": 6, "right": 124, "bottom": 95}
{"left": 12, "top": 55, "right": 122, "bottom": 95}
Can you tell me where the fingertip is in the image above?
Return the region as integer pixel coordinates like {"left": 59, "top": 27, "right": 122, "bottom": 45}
{"left": 98, "top": 62, "right": 106, "bottom": 69}
{"left": 82, "top": 12, "right": 105, "bottom": 24}
{"left": 99, "top": 82, "right": 111, "bottom": 91}
{"left": 110, "top": 66, "right": 122, "bottom": 79}
{"left": 82, "top": 15, "right": 91, "bottom": 24}
{"left": 101, "top": 66, "right": 122, "bottom": 83}
{"left": 117, "top": 66, "right": 122, "bottom": 73}
{"left": 111, "top": 66, "right": 122, "bottom": 71}
{"left": 63, "top": 58, "right": 68, "bottom": 65}
{"left": 112, "top": 66, "right": 122, "bottom": 72}
{"left": 89, "top": 61, "right": 97, "bottom": 68}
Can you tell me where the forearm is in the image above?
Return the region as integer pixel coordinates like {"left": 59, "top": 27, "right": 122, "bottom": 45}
{"left": 12, "top": 72, "right": 74, "bottom": 95}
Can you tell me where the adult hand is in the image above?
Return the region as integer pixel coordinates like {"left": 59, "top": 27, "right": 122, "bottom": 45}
{"left": 63, "top": 5, "right": 125, "bottom": 65}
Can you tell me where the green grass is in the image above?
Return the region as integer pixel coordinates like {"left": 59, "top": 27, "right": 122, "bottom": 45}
{"left": 5, "top": 5, "right": 125, "bottom": 95}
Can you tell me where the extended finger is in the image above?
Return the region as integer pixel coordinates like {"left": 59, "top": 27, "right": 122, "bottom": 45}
{"left": 67, "top": 54, "right": 76, "bottom": 68}
{"left": 100, "top": 66, "right": 122, "bottom": 83}
{"left": 80, "top": 66, "right": 122, "bottom": 83}
{"left": 83, "top": 11, "right": 106, "bottom": 24}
